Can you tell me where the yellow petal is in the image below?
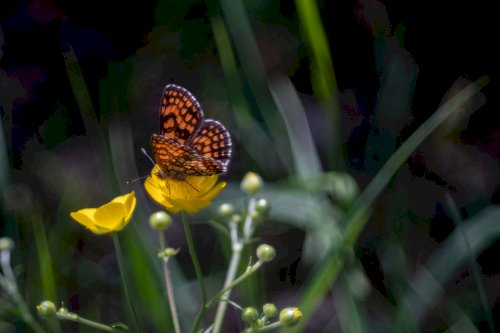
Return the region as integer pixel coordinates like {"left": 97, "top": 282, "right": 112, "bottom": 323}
{"left": 70, "top": 209, "right": 100, "bottom": 233}
{"left": 144, "top": 177, "right": 176, "bottom": 209}
{"left": 199, "top": 181, "right": 227, "bottom": 201}
{"left": 94, "top": 202, "right": 127, "bottom": 232}
{"left": 122, "top": 191, "right": 137, "bottom": 222}
{"left": 144, "top": 165, "right": 225, "bottom": 213}
{"left": 164, "top": 197, "right": 213, "bottom": 214}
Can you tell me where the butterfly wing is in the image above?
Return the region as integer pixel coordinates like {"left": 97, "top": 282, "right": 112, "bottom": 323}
{"left": 190, "top": 119, "right": 232, "bottom": 173}
{"left": 159, "top": 84, "right": 204, "bottom": 145}
{"left": 151, "top": 134, "right": 223, "bottom": 177}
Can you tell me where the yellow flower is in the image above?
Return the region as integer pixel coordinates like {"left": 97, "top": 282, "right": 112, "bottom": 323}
{"left": 144, "top": 165, "right": 226, "bottom": 214}
{"left": 70, "top": 192, "right": 136, "bottom": 235}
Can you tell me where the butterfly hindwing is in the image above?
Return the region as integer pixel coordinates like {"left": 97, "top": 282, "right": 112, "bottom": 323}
{"left": 190, "top": 120, "right": 232, "bottom": 172}
{"left": 151, "top": 134, "right": 223, "bottom": 177}
{"left": 159, "top": 84, "right": 204, "bottom": 145}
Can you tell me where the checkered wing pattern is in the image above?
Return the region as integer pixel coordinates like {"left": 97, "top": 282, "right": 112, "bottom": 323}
{"left": 151, "top": 84, "right": 232, "bottom": 179}
{"left": 191, "top": 120, "right": 232, "bottom": 172}
{"left": 159, "top": 84, "right": 204, "bottom": 145}
{"left": 151, "top": 134, "right": 224, "bottom": 177}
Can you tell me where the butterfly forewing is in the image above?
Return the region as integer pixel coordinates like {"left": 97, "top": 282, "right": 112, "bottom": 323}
{"left": 159, "top": 84, "right": 204, "bottom": 145}
{"left": 190, "top": 120, "right": 232, "bottom": 171}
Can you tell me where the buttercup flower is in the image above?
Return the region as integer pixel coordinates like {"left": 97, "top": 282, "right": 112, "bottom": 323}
{"left": 70, "top": 192, "right": 136, "bottom": 235}
{"left": 144, "top": 165, "right": 226, "bottom": 214}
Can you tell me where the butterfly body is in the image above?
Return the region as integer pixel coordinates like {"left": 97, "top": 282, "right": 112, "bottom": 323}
{"left": 150, "top": 84, "right": 232, "bottom": 181}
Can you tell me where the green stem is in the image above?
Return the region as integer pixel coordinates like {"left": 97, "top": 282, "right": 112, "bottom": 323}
{"left": 112, "top": 233, "right": 141, "bottom": 333}
{"left": 212, "top": 236, "right": 242, "bottom": 333}
{"left": 0, "top": 251, "right": 45, "bottom": 333}
{"left": 182, "top": 212, "right": 207, "bottom": 333}
{"left": 213, "top": 198, "right": 256, "bottom": 333}
{"left": 56, "top": 310, "right": 121, "bottom": 332}
{"left": 158, "top": 233, "right": 182, "bottom": 333}
{"left": 207, "top": 260, "right": 264, "bottom": 309}
{"left": 254, "top": 321, "right": 281, "bottom": 332}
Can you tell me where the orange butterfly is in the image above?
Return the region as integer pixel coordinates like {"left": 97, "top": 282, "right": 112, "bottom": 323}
{"left": 150, "top": 84, "right": 232, "bottom": 181}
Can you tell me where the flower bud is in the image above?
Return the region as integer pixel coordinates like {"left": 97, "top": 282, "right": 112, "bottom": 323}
{"left": 230, "top": 214, "right": 242, "bottom": 224}
{"left": 262, "top": 303, "right": 277, "bottom": 318}
{"left": 37, "top": 301, "right": 56, "bottom": 318}
{"left": 241, "top": 172, "right": 263, "bottom": 195}
{"left": 149, "top": 211, "right": 172, "bottom": 231}
{"left": 256, "top": 244, "right": 275, "bottom": 262}
{"left": 0, "top": 237, "right": 14, "bottom": 251}
{"left": 279, "top": 307, "right": 302, "bottom": 327}
{"left": 254, "top": 198, "right": 270, "bottom": 217}
{"left": 241, "top": 307, "right": 259, "bottom": 323}
{"left": 218, "top": 203, "right": 235, "bottom": 218}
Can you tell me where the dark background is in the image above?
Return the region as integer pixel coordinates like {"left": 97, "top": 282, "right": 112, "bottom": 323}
{"left": 1, "top": 0, "right": 498, "bottom": 332}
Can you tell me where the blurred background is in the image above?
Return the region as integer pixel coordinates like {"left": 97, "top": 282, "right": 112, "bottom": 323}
{"left": 1, "top": 0, "right": 498, "bottom": 332}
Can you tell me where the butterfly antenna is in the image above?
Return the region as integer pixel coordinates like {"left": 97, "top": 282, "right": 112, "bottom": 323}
{"left": 126, "top": 174, "right": 148, "bottom": 184}
{"left": 141, "top": 147, "right": 156, "bottom": 166}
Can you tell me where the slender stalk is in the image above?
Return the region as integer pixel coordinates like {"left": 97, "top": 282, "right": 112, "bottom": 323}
{"left": 0, "top": 250, "right": 45, "bottom": 333}
{"left": 56, "top": 310, "right": 121, "bottom": 332}
{"left": 112, "top": 234, "right": 141, "bottom": 333}
{"left": 254, "top": 321, "right": 281, "bottom": 332}
{"left": 212, "top": 235, "right": 242, "bottom": 333}
{"left": 158, "top": 233, "right": 182, "bottom": 333}
{"left": 213, "top": 198, "right": 256, "bottom": 333}
{"left": 207, "top": 260, "right": 264, "bottom": 308}
{"left": 182, "top": 212, "right": 207, "bottom": 333}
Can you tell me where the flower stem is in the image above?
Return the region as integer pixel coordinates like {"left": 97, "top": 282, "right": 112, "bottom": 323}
{"left": 182, "top": 212, "right": 207, "bottom": 333}
{"left": 112, "top": 233, "right": 142, "bottom": 333}
{"left": 254, "top": 321, "right": 282, "bottom": 332}
{"left": 56, "top": 310, "right": 121, "bottom": 332}
{"left": 208, "top": 260, "right": 264, "bottom": 308}
{"left": 0, "top": 250, "right": 45, "bottom": 333}
{"left": 213, "top": 197, "right": 256, "bottom": 333}
{"left": 212, "top": 244, "right": 242, "bottom": 333}
{"left": 158, "top": 233, "right": 182, "bottom": 333}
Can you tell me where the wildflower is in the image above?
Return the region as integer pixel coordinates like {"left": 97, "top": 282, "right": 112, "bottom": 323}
{"left": 144, "top": 165, "right": 226, "bottom": 214}
{"left": 70, "top": 192, "right": 136, "bottom": 235}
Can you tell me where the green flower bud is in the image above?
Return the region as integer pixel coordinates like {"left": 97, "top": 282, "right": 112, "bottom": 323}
{"left": 218, "top": 203, "right": 235, "bottom": 218}
{"left": 37, "top": 301, "right": 56, "bottom": 318}
{"left": 256, "top": 244, "right": 275, "bottom": 262}
{"left": 279, "top": 307, "right": 302, "bottom": 327}
{"left": 241, "top": 172, "right": 263, "bottom": 195}
{"left": 149, "top": 211, "right": 172, "bottom": 231}
{"left": 250, "top": 210, "right": 260, "bottom": 220}
{"left": 254, "top": 198, "right": 270, "bottom": 217}
{"left": 262, "top": 303, "right": 277, "bottom": 318}
{"left": 0, "top": 237, "right": 14, "bottom": 251}
{"left": 230, "top": 214, "right": 242, "bottom": 224}
{"left": 241, "top": 307, "right": 259, "bottom": 323}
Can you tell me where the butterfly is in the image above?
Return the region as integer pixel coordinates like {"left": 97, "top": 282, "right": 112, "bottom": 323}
{"left": 150, "top": 84, "right": 232, "bottom": 181}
